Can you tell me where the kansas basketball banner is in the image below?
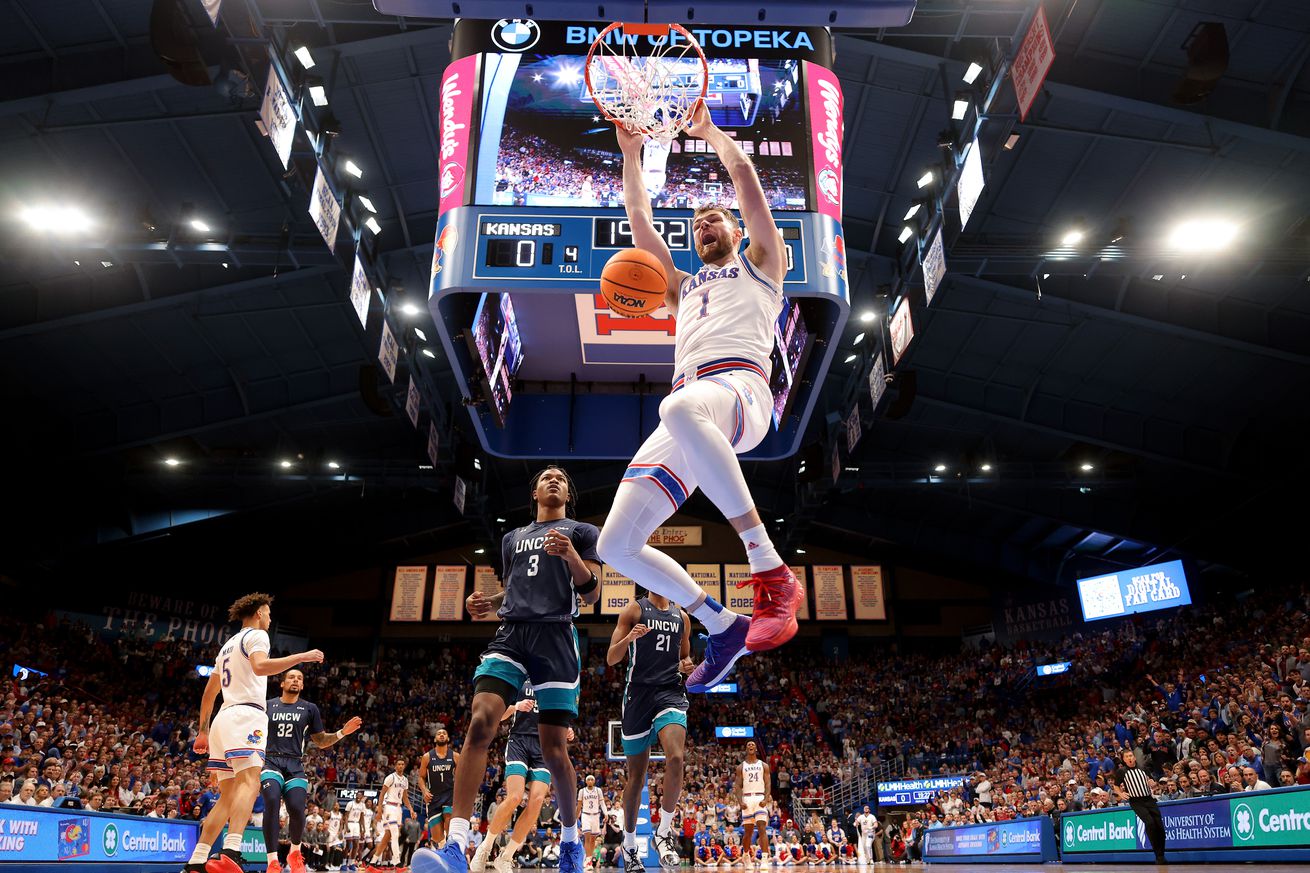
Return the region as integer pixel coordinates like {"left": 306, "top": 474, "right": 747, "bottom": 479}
{"left": 851, "top": 566, "right": 887, "bottom": 620}
{"left": 812, "top": 565, "right": 847, "bottom": 620}
{"left": 686, "top": 563, "right": 723, "bottom": 605}
{"left": 472, "top": 566, "right": 500, "bottom": 621}
{"left": 390, "top": 566, "right": 426, "bottom": 622}
{"left": 430, "top": 565, "right": 467, "bottom": 621}
{"left": 724, "top": 565, "right": 755, "bottom": 615}
{"left": 600, "top": 566, "right": 636, "bottom": 615}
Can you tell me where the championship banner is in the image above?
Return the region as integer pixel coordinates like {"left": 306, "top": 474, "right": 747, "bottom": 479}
{"left": 472, "top": 565, "right": 500, "bottom": 621}
{"left": 390, "top": 566, "right": 426, "bottom": 621}
{"left": 647, "top": 526, "right": 702, "bottom": 547}
{"left": 724, "top": 564, "right": 754, "bottom": 615}
{"left": 406, "top": 376, "right": 421, "bottom": 428}
{"left": 601, "top": 566, "right": 636, "bottom": 615}
{"left": 789, "top": 565, "right": 811, "bottom": 619}
{"left": 309, "top": 165, "right": 341, "bottom": 252}
{"left": 379, "top": 320, "right": 399, "bottom": 383}
{"left": 1012, "top": 5, "right": 1055, "bottom": 121}
{"left": 349, "top": 254, "right": 371, "bottom": 329}
{"left": 686, "top": 563, "right": 722, "bottom": 606}
{"left": 259, "top": 67, "right": 295, "bottom": 169}
{"left": 430, "top": 565, "right": 466, "bottom": 621}
{"left": 851, "top": 566, "right": 887, "bottom": 620}
{"left": 812, "top": 564, "right": 847, "bottom": 620}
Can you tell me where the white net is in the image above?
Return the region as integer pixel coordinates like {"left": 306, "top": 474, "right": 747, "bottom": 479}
{"left": 586, "top": 24, "right": 708, "bottom": 144}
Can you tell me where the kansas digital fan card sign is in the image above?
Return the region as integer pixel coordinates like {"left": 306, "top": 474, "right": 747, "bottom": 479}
{"left": 0, "top": 807, "right": 196, "bottom": 863}
{"left": 1076, "top": 559, "right": 1191, "bottom": 622}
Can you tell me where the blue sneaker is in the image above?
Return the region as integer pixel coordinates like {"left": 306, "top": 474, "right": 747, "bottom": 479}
{"left": 412, "top": 842, "right": 469, "bottom": 873}
{"left": 686, "top": 614, "right": 750, "bottom": 692}
{"left": 560, "top": 839, "right": 585, "bottom": 873}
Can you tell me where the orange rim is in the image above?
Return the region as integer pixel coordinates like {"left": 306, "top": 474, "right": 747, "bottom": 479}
{"left": 584, "top": 21, "right": 709, "bottom": 136}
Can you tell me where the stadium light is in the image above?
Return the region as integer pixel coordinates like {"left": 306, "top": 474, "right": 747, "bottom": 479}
{"left": 903, "top": 203, "right": 921, "bottom": 221}
{"left": 844, "top": 354, "right": 857, "bottom": 364}
{"left": 421, "top": 348, "right": 436, "bottom": 358}
{"left": 963, "top": 62, "right": 984, "bottom": 84}
{"left": 308, "top": 84, "right": 329, "bottom": 106}
{"left": 414, "top": 328, "right": 427, "bottom": 341}
{"left": 280, "top": 460, "right": 293, "bottom": 469}
{"left": 934, "top": 463, "right": 948, "bottom": 473}
{"left": 853, "top": 332, "right": 866, "bottom": 345}
{"left": 795, "top": 548, "right": 807, "bottom": 554}
{"left": 1061, "top": 229, "right": 1085, "bottom": 246}
{"left": 980, "top": 463, "right": 992, "bottom": 472}
{"left": 401, "top": 302, "right": 421, "bottom": 317}
{"left": 859, "top": 310, "right": 876, "bottom": 323}
{"left": 364, "top": 216, "right": 382, "bottom": 234}
{"left": 496, "top": 517, "right": 508, "bottom": 523}
{"left": 474, "top": 547, "right": 486, "bottom": 554}
{"left": 357, "top": 196, "right": 377, "bottom": 213}
{"left": 898, "top": 226, "right": 914, "bottom": 244}
{"left": 293, "top": 46, "right": 316, "bottom": 69}
{"left": 952, "top": 97, "right": 969, "bottom": 121}
{"left": 1080, "top": 462, "right": 1095, "bottom": 472}
{"left": 1166, "top": 219, "right": 1237, "bottom": 252}
{"left": 164, "top": 458, "right": 181, "bottom": 467}
{"left": 344, "top": 160, "right": 363, "bottom": 179}
{"left": 20, "top": 205, "right": 94, "bottom": 234}
{"left": 916, "top": 170, "right": 935, "bottom": 189}
{"left": 189, "top": 218, "right": 211, "bottom": 233}
{"left": 328, "top": 461, "right": 341, "bottom": 470}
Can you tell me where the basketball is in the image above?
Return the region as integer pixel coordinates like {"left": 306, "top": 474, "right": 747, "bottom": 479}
{"left": 600, "top": 249, "right": 667, "bottom": 317}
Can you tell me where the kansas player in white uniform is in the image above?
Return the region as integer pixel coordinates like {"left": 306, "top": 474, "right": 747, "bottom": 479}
{"left": 184, "top": 593, "right": 324, "bottom": 873}
{"left": 579, "top": 775, "right": 607, "bottom": 870}
{"left": 737, "top": 742, "right": 772, "bottom": 869}
{"left": 370, "top": 758, "right": 415, "bottom": 867}
{"left": 344, "top": 795, "right": 367, "bottom": 868}
{"left": 600, "top": 101, "right": 804, "bottom": 694}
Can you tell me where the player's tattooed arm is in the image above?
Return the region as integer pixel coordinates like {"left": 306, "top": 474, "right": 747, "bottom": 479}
{"left": 312, "top": 715, "right": 363, "bottom": 748}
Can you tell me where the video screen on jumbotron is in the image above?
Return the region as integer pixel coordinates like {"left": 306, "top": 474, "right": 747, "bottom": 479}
{"left": 474, "top": 53, "right": 810, "bottom": 210}
{"left": 1076, "top": 559, "right": 1192, "bottom": 622}
{"left": 467, "top": 292, "right": 524, "bottom": 427}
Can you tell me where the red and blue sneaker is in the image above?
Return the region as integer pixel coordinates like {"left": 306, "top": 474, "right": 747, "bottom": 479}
{"left": 686, "top": 613, "right": 751, "bottom": 692}
{"left": 742, "top": 565, "right": 803, "bottom": 651}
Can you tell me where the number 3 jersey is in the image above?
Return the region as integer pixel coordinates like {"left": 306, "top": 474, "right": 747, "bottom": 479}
{"left": 265, "top": 697, "right": 326, "bottom": 759}
{"left": 498, "top": 519, "right": 601, "bottom": 622}
{"left": 214, "top": 627, "right": 271, "bottom": 708}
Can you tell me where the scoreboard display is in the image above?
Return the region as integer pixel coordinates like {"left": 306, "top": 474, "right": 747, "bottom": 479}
{"left": 430, "top": 18, "right": 849, "bottom": 459}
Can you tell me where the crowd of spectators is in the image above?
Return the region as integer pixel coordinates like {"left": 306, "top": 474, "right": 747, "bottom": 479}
{"left": 1, "top": 583, "right": 1307, "bottom": 868}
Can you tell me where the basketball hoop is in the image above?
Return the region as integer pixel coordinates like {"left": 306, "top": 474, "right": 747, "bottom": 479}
{"left": 585, "top": 22, "right": 709, "bottom": 144}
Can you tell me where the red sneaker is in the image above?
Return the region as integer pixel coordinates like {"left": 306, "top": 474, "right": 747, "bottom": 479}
{"left": 740, "top": 565, "right": 802, "bottom": 651}
{"left": 287, "top": 849, "right": 307, "bottom": 873}
{"left": 267, "top": 860, "right": 284, "bottom": 873}
{"left": 205, "top": 853, "right": 245, "bottom": 873}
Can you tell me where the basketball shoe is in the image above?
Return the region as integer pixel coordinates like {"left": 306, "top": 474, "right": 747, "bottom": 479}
{"left": 412, "top": 842, "right": 468, "bottom": 873}
{"left": 287, "top": 849, "right": 308, "bottom": 873}
{"left": 266, "top": 859, "right": 283, "bottom": 873}
{"left": 686, "top": 614, "right": 750, "bottom": 692}
{"left": 560, "top": 839, "right": 585, "bottom": 873}
{"left": 205, "top": 850, "right": 247, "bottom": 873}
{"left": 741, "top": 566, "right": 802, "bottom": 651}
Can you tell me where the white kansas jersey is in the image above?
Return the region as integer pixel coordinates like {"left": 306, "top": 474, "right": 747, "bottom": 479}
{"left": 581, "top": 786, "right": 604, "bottom": 815}
{"left": 346, "top": 800, "right": 365, "bottom": 823}
{"left": 675, "top": 251, "right": 782, "bottom": 377}
{"left": 214, "top": 627, "right": 270, "bottom": 708}
{"left": 383, "top": 773, "right": 408, "bottom": 805}
{"left": 742, "top": 760, "right": 767, "bottom": 794}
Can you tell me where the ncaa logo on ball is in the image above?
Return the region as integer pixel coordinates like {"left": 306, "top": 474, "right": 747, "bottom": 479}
{"left": 492, "top": 19, "right": 541, "bottom": 52}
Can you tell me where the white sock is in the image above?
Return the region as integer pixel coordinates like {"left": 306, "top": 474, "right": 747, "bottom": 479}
{"left": 624, "top": 830, "right": 638, "bottom": 851}
{"left": 691, "top": 597, "right": 738, "bottom": 635}
{"left": 505, "top": 837, "right": 524, "bottom": 856}
{"left": 268, "top": 852, "right": 280, "bottom": 863}
{"left": 291, "top": 843, "right": 300, "bottom": 854}
{"left": 449, "top": 818, "right": 471, "bottom": 853}
{"left": 223, "top": 832, "right": 243, "bottom": 853}
{"left": 659, "top": 812, "right": 675, "bottom": 837}
{"left": 189, "top": 841, "right": 212, "bottom": 864}
{"left": 562, "top": 823, "right": 578, "bottom": 843}
{"left": 739, "top": 524, "right": 782, "bottom": 574}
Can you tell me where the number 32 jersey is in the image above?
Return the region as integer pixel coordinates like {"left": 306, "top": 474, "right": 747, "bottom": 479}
{"left": 265, "top": 698, "right": 326, "bottom": 758}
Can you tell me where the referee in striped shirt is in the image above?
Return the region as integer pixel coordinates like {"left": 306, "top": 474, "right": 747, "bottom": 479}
{"left": 1113, "top": 750, "right": 1166, "bottom": 863}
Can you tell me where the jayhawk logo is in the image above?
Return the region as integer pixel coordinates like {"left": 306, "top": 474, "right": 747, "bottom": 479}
{"left": 247, "top": 729, "right": 264, "bottom": 744}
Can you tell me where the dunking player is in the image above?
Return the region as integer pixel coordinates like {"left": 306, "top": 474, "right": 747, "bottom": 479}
{"left": 469, "top": 683, "right": 572, "bottom": 873}
{"left": 184, "top": 594, "right": 324, "bottom": 873}
{"left": 736, "top": 742, "right": 771, "bottom": 870}
{"left": 578, "top": 775, "right": 608, "bottom": 872}
{"left": 412, "top": 465, "right": 601, "bottom": 873}
{"left": 418, "top": 729, "right": 459, "bottom": 847}
{"left": 260, "top": 670, "right": 362, "bottom": 873}
{"left": 598, "top": 101, "right": 803, "bottom": 692}
{"left": 606, "top": 591, "right": 692, "bottom": 871}
{"left": 369, "top": 757, "right": 415, "bottom": 868}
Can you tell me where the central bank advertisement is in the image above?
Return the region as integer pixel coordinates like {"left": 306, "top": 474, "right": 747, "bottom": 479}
{"left": 0, "top": 806, "right": 196, "bottom": 864}
{"left": 924, "top": 818, "right": 1044, "bottom": 857}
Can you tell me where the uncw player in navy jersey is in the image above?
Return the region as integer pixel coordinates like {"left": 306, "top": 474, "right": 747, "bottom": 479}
{"left": 418, "top": 729, "right": 459, "bottom": 847}
{"left": 607, "top": 592, "right": 692, "bottom": 871}
{"left": 260, "top": 670, "right": 362, "bottom": 873}
{"left": 412, "top": 465, "right": 601, "bottom": 873}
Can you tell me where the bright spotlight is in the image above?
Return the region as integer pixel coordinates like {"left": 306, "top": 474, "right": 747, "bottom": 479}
{"left": 795, "top": 548, "right": 807, "bottom": 555}
{"left": 422, "top": 348, "right": 436, "bottom": 358}
{"left": 844, "top": 354, "right": 857, "bottom": 364}
{"left": 980, "top": 463, "right": 992, "bottom": 472}
{"left": 898, "top": 226, "right": 914, "bottom": 244}
{"left": 916, "top": 170, "right": 935, "bottom": 189}
{"left": 280, "top": 460, "right": 293, "bottom": 469}
{"left": 952, "top": 99, "right": 969, "bottom": 120}
{"left": 903, "top": 203, "right": 921, "bottom": 221}
{"left": 414, "top": 328, "right": 428, "bottom": 341}
{"left": 963, "top": 62, "right": 984, "bottom": 84}
{"left": 293, "top": 46, "right": 316, "bottom": 69}
{"left": 189, "top": 219, "right": 211, "bottom": 233}
{"left": 853, "top": 332, "right": 866, "bottom": 345}
{"left": 401, "top": 302, "right": 421, "bottom": 316}
{"left": 164, "top": 458, "right": 181, "bottom": 467}
{"left": 357, "top": 196, "right": 377, "bottom": 213}
{"left": 934, "top": 464, "right": 948, "bottom": 473}
{"left": 553, "top": 64, "right": 582, "bottom": 88}
{"left": 1166, "top": 219, "right": 1237, "bottom": 252}
{"left": 474, "top": 547, "right": 486, "bottom": 554}
{"left": 20, "top": 205, "right": 94, "bottom": 234}
{"left": 859, "top": 310, "right": 876, "bottom": 323}
{"left": 364, "top": 216, "right": 382, "bottom": 234}
{"left": 308, "top": 84, "right": 328, "bottom": 106}
{"left": 328, "top": 461, "right": 341, "bottom": 470}
{"left": 1080, "top": 462, "right": 1095, "bottom": 472}
{"left": 344, "top": 160, "right": 363, "bottom": 179}
{"left": 1061, "top": 229, "right": 1085, "bottom": 246}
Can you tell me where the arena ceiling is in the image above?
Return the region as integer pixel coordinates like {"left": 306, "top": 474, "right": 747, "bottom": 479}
{"left": 0, "top": 0, "right": 1307, "bottom": 593}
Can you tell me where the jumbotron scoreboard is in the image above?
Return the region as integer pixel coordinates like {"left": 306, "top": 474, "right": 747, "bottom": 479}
{"left": 429, "top": 18, "right": 850, "bottom": 459}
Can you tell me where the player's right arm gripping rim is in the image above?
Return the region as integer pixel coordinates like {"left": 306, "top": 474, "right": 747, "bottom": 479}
{"left": 615, "top": 125, "right": 690, "bottom": 314}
